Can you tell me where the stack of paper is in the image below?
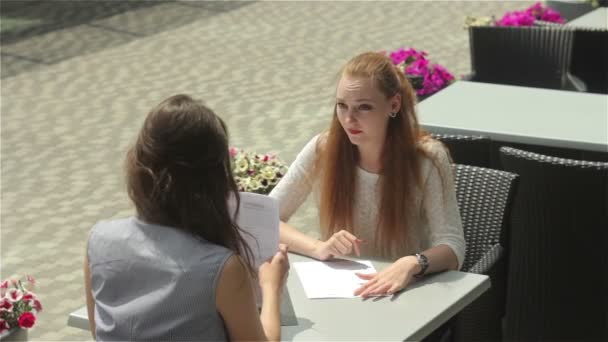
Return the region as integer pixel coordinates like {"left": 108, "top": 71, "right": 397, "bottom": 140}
{"left": 294, "top": 259, "right": 377, "bottom": 299}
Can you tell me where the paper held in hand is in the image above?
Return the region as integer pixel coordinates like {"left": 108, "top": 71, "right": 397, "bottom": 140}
{"left": 230, "top": 192, "right": 280, "bottom": 269}
{"left": 294, "top": 259, "right": 378, "bottom": 299}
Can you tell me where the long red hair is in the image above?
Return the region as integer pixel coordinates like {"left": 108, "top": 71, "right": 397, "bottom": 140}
{"left": 316, "top": 52, "right": 431, "bottom": 258}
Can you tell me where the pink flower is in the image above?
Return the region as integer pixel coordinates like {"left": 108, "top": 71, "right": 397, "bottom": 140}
{"left": 0, "top": 281, "right": 7, "bottom": 298}
{"left": 26, "top": 275, "right": 36, "bottom": 287}
{"left": 0, "top": 319, "right": 9, "bottom": 332}
{"left": 229, "top": 147, "right": 238, "bottom": 157}
{"left": 524, "top": 2, "right": 565, "bottom": 23}
{"left": 17, "top": 312, "right": 36, "bottom": 329}
{"left": 389, "top": 47, "right": 454, "bottom": 97}
{"left": 389, "top": 48, "right": 427, "bottom": 65}
{"left": 540, "top": 8, "right": 565, "bottom": 23}
{"left": 496, "top": 11, "right": 536, "bottom": 26}
{"left": 410, "top": 62, "right": 455, "bottom": 97}
{"left": 262, "top": 155, "right": 269, "bottom": 162}
{"left": 32, "top": 299, "right": 43, "bottom": 312}
{"left": 0, "top": 298, "right": 13, "bottom": 312}
{"left": 6, "top": 289, "right": 22, "bottom": 303}
{"left": 433, "top": 64, "right": 455, "bottom": 82}
{"left": 496, "top": 3, "right": 564, "bottom": 26}
{"left": 525, "top": 2, "right": 544, "bottom": 19}
{"left": 389, "top": 48, "right": 408, "bottom": 65}
{"left": 419, "top": 72, "right": 440, "bottom": 96}
{"left": 21, "top": 293, "right": 34, "bottom": 303}
{"left": 405, "top": 59, "right": 429, "bottom": 76}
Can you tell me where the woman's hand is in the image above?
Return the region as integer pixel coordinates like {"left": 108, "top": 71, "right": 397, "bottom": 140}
{"left": 353, "top": 256, "right": 419, "bottom": 298}
{"left": 258, "top": 244, "right": 290, "bottom": 292}
{"left": 313, "top": 230, "right": 362, "bottom": 261}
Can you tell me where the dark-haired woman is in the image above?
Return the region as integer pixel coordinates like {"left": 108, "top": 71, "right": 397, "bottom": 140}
{"left": 84, "top": 94, "right": 288, "bottom": 341}
{"left": 270, "top": 52, "right": 464, "bottom": 298}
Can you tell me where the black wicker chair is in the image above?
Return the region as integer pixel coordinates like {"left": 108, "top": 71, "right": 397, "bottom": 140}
{"left": 430, "top": 133, "right": 491, "bottom": 168}
{"left": 449, "top": 164, "right": 519, "bottom": 342}
{"left": 468, "top": 26, "right": 584, "bottom": 91}
{"left": 570, "top": 28, "right": 608, "bottom": 94}
{"left": 500, "top": 147, "right": 608, "bottom": 341}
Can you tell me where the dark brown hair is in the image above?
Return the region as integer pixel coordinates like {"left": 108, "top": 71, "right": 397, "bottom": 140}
{"left": 316, "top": 52, "right": 436, "bottom": 258}
{"left": 126, "top": 94, "right": 253, "bottom": 270}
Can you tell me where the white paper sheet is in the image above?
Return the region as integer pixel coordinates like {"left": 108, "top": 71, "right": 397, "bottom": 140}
{"left": 229, "top": 192, "right": 280, "bottom": 307}
{"left": 294, "top": 259, "right": 378, "bottom": 299}
{"left": 230, "top": 192, "right": 280, "bottom": 268}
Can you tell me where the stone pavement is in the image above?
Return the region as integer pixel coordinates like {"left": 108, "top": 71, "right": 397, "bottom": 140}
{"left": 1, "top": 1, "right": 530, "bottom": 340}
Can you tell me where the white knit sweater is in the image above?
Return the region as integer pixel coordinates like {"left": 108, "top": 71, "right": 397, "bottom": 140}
{"left": 269, "top": 134, "right": 466, "bottom": 269}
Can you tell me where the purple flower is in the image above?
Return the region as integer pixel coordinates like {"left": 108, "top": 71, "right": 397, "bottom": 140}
{"left": 525, "top": 2, "right": 545, "bottom": 19}
{"left": 496, "top": 11, "right": 536, "bottom": 27}
{"left": 540, "top": 8, "right": 565, "bottom": 23}
{"left": 523, "top": 2, "right": 565, "bottom": 23}
{"left": 388, "top": 47, "right": 453, "bottom": 97}
{"left": 405, "top": 58, "right": 429, "bottom": 76}
{"left": 389, "top": 48, "right": 428, "bottom": 65}
{"left": 389, "top": 48, "right": 409, "bottom": 65}
{"left": 433, "top": 64, "right": 455, "bottom": 82}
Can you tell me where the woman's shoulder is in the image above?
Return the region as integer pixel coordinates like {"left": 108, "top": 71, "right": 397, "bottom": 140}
{"left": 291, "top": 132, "right": 325, "bottom": 165}
{"left": 306, "top": 132, "right": 326, "bottom": 152}
{"left": 89, "top": 217, "right": 135, "bottom": 240}
{"left": 417, "top": 136, "right": 450, "bottom": 164}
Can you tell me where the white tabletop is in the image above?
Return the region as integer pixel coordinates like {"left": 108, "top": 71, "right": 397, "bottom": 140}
{"left": 68, "top": 253, "right": 490, "bottom": 341}
{"left": 567, "top": 7, "right": 608, "bottom": 29}
{"left": 417, "top": 81, "right": 608, "bottom": 153}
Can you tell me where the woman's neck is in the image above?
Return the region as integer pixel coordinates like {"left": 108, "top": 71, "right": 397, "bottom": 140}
{"left": 357, "top": 142, "right": 383, "bottom": 174}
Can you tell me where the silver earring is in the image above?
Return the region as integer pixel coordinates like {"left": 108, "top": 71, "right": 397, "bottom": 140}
{"left": 389, "top": 112, "right": 397, "bottom": 118}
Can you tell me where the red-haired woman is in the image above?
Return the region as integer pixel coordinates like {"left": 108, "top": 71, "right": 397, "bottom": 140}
{"left": 270, "top": 52, "right": 465, "bottom": 298}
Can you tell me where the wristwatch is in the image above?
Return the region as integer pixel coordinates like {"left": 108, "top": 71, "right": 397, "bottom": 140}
{"left": 414, "top": 253, "right": 429, "bottom": 278}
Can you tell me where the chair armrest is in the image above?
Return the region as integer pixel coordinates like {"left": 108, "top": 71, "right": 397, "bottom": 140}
{"left": 468, "top": 243, "right": 504, "bottom": 275}
{"left": 566, "top": 72, "right": 587, "bottom": 92}
{"left": 461, "top": 72, "right": 475, "bottom": 81}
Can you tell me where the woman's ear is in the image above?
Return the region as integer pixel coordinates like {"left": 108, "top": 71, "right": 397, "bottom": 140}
{"left": 391, "top": 94, "right": 402, "bottom": 113}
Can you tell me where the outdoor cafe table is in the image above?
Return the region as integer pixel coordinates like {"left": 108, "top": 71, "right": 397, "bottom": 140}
{"left": 68, "top": 253, "right": 490, "bottom": 341}
{"left": 567, "top": 7, "right": 608, "bottom": 29}
{"left": 417, "top": 81, "right": 608, "bottom": 156}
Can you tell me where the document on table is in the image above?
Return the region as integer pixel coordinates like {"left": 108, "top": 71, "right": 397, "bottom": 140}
{"left": 230, "top": 192, "right": 280, "bottom": 269}
{"left": 294, "top": 259, "right": 378, "bottom": 299}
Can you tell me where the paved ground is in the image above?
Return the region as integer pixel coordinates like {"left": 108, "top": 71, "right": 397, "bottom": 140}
{"left": 1, "top": 1, "right": 530, "bottom": 340}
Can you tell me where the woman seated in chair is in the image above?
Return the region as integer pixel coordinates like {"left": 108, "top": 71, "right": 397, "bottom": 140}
{"left": 270, "top": 52, "right": 465, "bottom": 297}
{"left": 84, "top": 94, "right": 288, "bottom": 341}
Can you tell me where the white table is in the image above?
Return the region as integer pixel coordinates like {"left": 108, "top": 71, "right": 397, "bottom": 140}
{"left": 567, "top": 7, "right": 608, "bottom": 29}
{"left": 68, "top": 253, "right": 490, "bottom": 341}
{"left": 417, "top": 81, "right": 608, "bottom": 153}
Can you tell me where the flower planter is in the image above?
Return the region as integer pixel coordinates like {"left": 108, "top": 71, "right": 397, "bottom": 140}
{"left": 0, "top": 328, "right": 28, "bottom": 341}
{"left": 545, "top": 0, "right": 594, "bottom": 21}
{"left": 406, "top": 74, "right": 424, "bottom": 90}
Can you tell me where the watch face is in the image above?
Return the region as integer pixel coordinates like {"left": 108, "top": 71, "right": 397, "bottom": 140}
{"left": 415, "top": 253, "right": 429, "bottom": 277}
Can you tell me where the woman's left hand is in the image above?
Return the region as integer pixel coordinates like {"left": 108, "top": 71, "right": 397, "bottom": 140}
{"left": 354, "top": 256, "right": 419, "bottom": 298}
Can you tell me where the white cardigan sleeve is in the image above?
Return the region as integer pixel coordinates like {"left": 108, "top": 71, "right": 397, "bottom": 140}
{"left": 269, "top": 135, "right": 319, "bottom": 222}
{"left": 421, "top": 143, "right": 466, "bottom": 270}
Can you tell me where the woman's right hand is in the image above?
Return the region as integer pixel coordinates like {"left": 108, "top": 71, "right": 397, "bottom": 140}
{"left": 313, "top": 230, "right": 362, "bottom": 261}
{"left": 258, "top": 244, "right": 289, "bottom": 292}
